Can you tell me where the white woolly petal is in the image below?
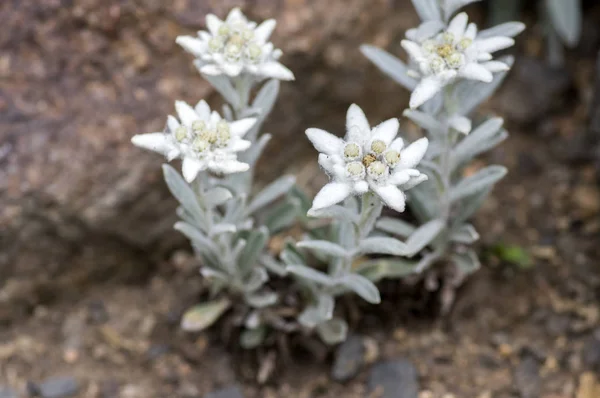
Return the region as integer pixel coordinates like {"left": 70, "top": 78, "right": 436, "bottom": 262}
{"left": 481, "top": 60, "right": 510, "bottom": 73}
{"left": 448, "top": 115, "right": 472, "bottom": 134}
{"left": 194, "top": 100, "right": 211, "bottom": 120}
{"left": 306, "top": 128, "right": 345, "bottom": 156}
{"left": 222, "top": 63, "right": 243, "bottom": 77}
{"left": 217, "top": 159, "right": 250, "bottom": 174}
{"left": 400, "top": 174, "right": 428, "bottom": 190}
{"left": 405, "top": 28, "right": 419, "bottom": 41}
{"left": 258, "top": 62, "right": 295, "bottom": 81}
{"left": 465, "top": 23, "right": 478, "bottom": 40}
{"left": 354, "top": 180, "right": 369, "bottom": 194}
{"left": 346, "top": 104, "right": 370, "bottom": 142}
{"left": 475, "top": 36, "right": 515, "bottom": 53}
{"left": 167, "top": 148, "right": 180, "bottom": 161}
{"left": 228, "top": 139, "right": 252, "bottom": 152}
{"left": 459, "top": 62, "right": 493, "bottom": 82}
{"left": 230, "top": 118, "right": 256, "bottom": 137}
{"left": 318, "top": 154, "right": 336, "bottom": 174}
{"left": 401, "top": 40, "right": 425, "bottom": 62}
{"left": 167, "top": 115, "right": 180, "bottom": 132}
{"left": 409, "top": 77, "right": 443, "bottom": 109}
{"left": 388, "top": 170, "right": 413, "bottom": 186}
{"left": 389, "top": 137, "right": 404, "bottom": 152}
{"left": 205, "top": 14, "right": 222, "bottom": 35}
{"left": 400, "top": 137, "right": 429, "bottom": 168}
{"left": 371, "top": 118, "right": 400, "bottom": 146}
{"left": 176, "top": 36, "right": 206, "bottom": 56}
{"left": 182, "top": 158, "right": 206, "bottom": 182}
{"left": 254, "top": 19, "right": 277, "bottom": 43}
{"left": 210, "top": 111, "right": 221, "bottom": 126}
{"left": 414, "top": 20, "right": 445, "bottom": 41}
{"left": 477, "top": 52, "right": 493, "bottom": 62}
{"left": 448, "top": 12, "right": 469, "bottom": 38}
{"left": 310, "top": 182, "right": 352, "bottom": 211}
{"left": 371, "top": 184, "right": 406, "bottom": 213}
{"left": 200, "top": 64, "right": 223, "bottom": 76}
{"left": 131, "top": 133, "right": 172, "bottom": 156}
{"left": 199, "top": 31, "right": 211, "bottom": 41}
{"left": 175, "top": 101, "right": 200, "bottom": 126}
{"left": 226, "top": 8, "right": 245, "bottom": 23}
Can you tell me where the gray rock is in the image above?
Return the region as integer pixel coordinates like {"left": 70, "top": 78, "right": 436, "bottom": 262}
{"left": 582, "top": 336, "right": 600, "bottom": 369}
{"left": 332, "top": 335, "right": 366, "bottom": 382}
{"left": 0, "top": 386, "right": 18, "bottom": 398}
{"left": 514, "top": 356, "right": 540, "bottom": 398}
{"left": 38, "top": 377, "right": 79, "bottom": 398}
{"left": 366, "top": 359, "right": 419, "bottom": 398}
{"left": 204, "top": 386, "right": 245, "bottom": 398}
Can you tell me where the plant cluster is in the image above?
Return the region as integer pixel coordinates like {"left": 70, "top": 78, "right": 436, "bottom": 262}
{"left": 132, "top": 0, "right": 523, "bottom": 346}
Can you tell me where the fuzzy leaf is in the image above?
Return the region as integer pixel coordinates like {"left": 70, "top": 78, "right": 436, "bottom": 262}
{"left": 316, "top": 318, "right": 348, "bottom": 345}
{"left": 403, "top": 109, "right": 443, "bottom": 136}
{"left": 376, "top": 217, "right": 416, "bottom": 238}
{"left": 451, "top": 118, "right": 506, "bottom": 168}
{"left": 163, "top": 165, "right": 206, "bottom": 228}
{"left": 205, "top": 186, "right": 233, "bottom": 207}
{"left": 357, "top": 259, "right": 417, "bottom": 282}
{"left": 453, "top": 187, "right": 492, "bottom": 225}
{"left": 338, "top": 273, "right": 381, "bottom": 304}
{"left": 181, "top": 299, "right": 230, "bottom": 331}
{"left": 245, "top": 291, "right": 278, "bottom": 308}
{"left": 443, "top": 0, "right": 481, "bottom": 21}
{"left": 411, "top": 0, "right": 442, "bottom": 21}
{"left": 450, "top": 166, "right": 507, "bottom": 203}
{"left": 356, "top": 237, "right": 408, "bottom": 256}
{"left": 240, "top": 326, "right": 267, "bottom": 349}
{"left": 200, "top": 72, "right": 240, "bottom": 108}
{"left": 407, "top": 176, "right": 439, "bottom": 221}
{"left": 246, "top": 175, "right": 296, "bottom": 216}
{"left": 174, "top": 222, "right": 219, "bottom": 256}
{"left": 404, "top": 219, "right": 445, "bottom": 256}
{"left": 307, "top": 205, "right": 360, "bottom": 224}
{"left": 264, "top": 198, "right": 300, "bottom": 233}
{"left": 546, "top": 0, "right": 582, "bottom": 47}
{"left": 450, "top": 223, "right": 480, "bottom": 244}
{"left": 360, "top": 45, "right": 418, "bottom": 91}
{"left": 260, "top": 254, "right": 288, "bottom": 276}
{"left": 451, "top": 249, "right": 481, "bottom": 275}
{"left": 317, "top": 294, "right": 335, "bottom": 320}
{"left": 238, "top": 226, "right": 270, "bottom": 275}
{"left": 253, "top": 79, "right": 280, "bottom": 116}
{"left": 243, "top": 267, "right": 269, "bottom": 293}
{"left": 478, "top": 22, "right": 526, "bottom": 39}
{"left": 297, "top": 240, "right": 349, "bottom": 258}
{"left": 287, "top": 264, "right": 334, "bottom": 286}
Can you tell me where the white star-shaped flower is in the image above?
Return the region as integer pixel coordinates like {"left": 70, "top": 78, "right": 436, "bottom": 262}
{"left": 306, "top": 104, "right": 429, "bottom": 213}
{"left": 131, "top": 100, "right": 256, "bottom": 182}
{"left": 176, "top": 8, "right": 294, "bottom": 81}
{"left": 402, "top": 12, "right": 516, "bottom": 109}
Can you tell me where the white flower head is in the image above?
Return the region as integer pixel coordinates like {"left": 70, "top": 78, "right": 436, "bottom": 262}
{"left": 402, "top": 12, "right": 515, "bottom": 109}
{"left": 176, "top": 8, "right": 294, "bottom": 81}
{"left": 131, "top": 100, "right": 256, "bottom": 182}
{"left": 306, "top": 104, "right": 429, "bottom": 213}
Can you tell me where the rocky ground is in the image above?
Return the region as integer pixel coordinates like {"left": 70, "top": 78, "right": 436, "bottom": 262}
{"left": 1, "top": 1, "right": 600, "bottom": 398}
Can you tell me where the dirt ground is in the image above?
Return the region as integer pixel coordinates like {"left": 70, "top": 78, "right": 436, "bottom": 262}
{"left": 2, "top": 3, "right": 600, "bottom": 398}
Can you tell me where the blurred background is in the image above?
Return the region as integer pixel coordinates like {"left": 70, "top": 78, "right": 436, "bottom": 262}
{"left": 0, "top": 0, "right": 599, "bottom": 397}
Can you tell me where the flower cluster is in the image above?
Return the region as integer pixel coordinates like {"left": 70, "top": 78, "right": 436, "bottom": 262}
{"left": 131, "top": 100, "right": 256, "bottom": 182}
{"left": 176, "top": 8, "right": 294, "bottom": 81}
{"left": 306, "top": 104, "right": 428, "bottom": 213}
{"left": 402, "top": 12, "right": 515, "bottom": 108}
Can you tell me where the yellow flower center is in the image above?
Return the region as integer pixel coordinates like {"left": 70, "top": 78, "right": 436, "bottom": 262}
{"left": 362, "top": 153, "right": 377, "bottom": 167}
{"left": 192, "top": 137, "right": 209, "bottom": 152}
{"left": 368, "top": 161, "right": 386, "bottom": 176}
{"left": 384, "top": 150, "right": 401, "bottom": 166}
{"left": 175, "top": 126, "right": 188, "bottom": 142}
{"left": 346, "top": 161, "right": 365, "bottom": 177}
{"left": 371, "top": 140, "right": 387, "bottom": 154}
{"left": 344, "top": 143, "right": 361, "bottom": 159}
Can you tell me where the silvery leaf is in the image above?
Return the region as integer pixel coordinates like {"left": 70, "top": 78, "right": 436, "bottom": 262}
{"left": 307, "top": 205, "right": 360, "bottom": 224}
{"left": 546, "top": 0, "right": 582, "bottom": 47}
{"left": 443, "top": 0, "right": 482, "bottom": 21}
{"left": 163, "top": 165, "right": 206, "bottom": 228}
{"left": 451, "top": 249, "right": 481, "bottom": 274}
{"left": 403, "top": 109, "right": 443, "bottom": 135}
{"left": 298, "top": 306, "right": 322, "bottom": 328}
{"left": 199, "top": 69, "right": 241, "bottom": 108}
{"left": 287, "top": 264, "right": 334, "bottom": 286}
{"left": 478, "top": 22, "right": 526, "bottom": 39}
{"left": 338, "top": 273, "right": 381, "bottom": 304}
{"left": 407, "top": 177, "right": 439, "bottom": 221}
{"left": 238, "top": 226, "right": 269, "bottom": 275}
{"left": 176, "top": 207, "right": 197, "bottom": 226}
{"left": 316, "top": 318, "right": 348, "bottom": 345}
{"left": 404, "top": 219, "right": 445, "bottom": 256}
{"left": 245, "top": 310, "right": 261, "bottom": 329}
{"left": 449, "top": 165, "right": 507, "bottom": 203}
{"left": 409, "top": 20, "right": 445, "bottom": 41}
{"left": 243, "top": 267, "right": 269, "bottom": 293}
{"left": 246, "top": 175, "right": 296, "bottom": 216}
{"left": 296, "top": 240, "right": 349, "bottom": 258}
{"left": 200, "top": 267, "right": 229, "bottom": 282}
{"left": 181, "top": 298, "right": 230, "bottom": 331}
{"left": 222, "top": 104, "right": 234, "bottom": 121}
{"left": 359, "top": 193, "right": 384, "bottom": 239}
{"left": 210, "top": 223, "right": 237, "bottom": 235}
{"left": 376, "top": 217, "right": 416, "bottom": 238}
{"left": 317, "top": 294, "right": 335, "bottom": 321}
{"left": 174, "top": 221, "right": 220, "bottom": 258}
{"left": 205, "top": 186, "right": 233, "bottom": 207}
{"left": 246, "top": 291, "right": 278, "bottom": 308}
{"left": 453, "top": 56, "right": 514, "bottom": 115}
{"left": 280, "top": 243, "right": 305, "bottom": 267}
{"left": 223, "top": 194, "right": 247, "bottom": 224}
{"left": 240, "top": 133, "right": 272, "bottom": 166}
{"left": 240, "top": 326, "right": 267, "bottom": 349}
{"left": 253, "top": 79, "right": 280, "bottom": 117}
{"left": 360, "top": 45, "right": 418, "bottom": 91}
{"left": 356, "top": 237, "right": 408, "bottom": 256}
{"left": 264, "top": 198, "right": 300, "bottom": 233}
{"left": 357, "top": 259, "right": 416, "bottom": 282}
{"left": 451, "top": 118, "right": 506, "bottom": 168}
{"left": 260, "top": 254, "right": 288, "bottom": 276}
{"left": 450, "top": 223, "right": 480, "bottom": 244}
{"left": 411, "top": 0, "right": 442, "bottom": 21}
{"left": 453, "top": 187, "right": 492, "bottom": 226}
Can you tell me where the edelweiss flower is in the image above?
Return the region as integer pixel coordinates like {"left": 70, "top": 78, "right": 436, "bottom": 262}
{"left": 131, "top": 100, "right": 256, "bottom": 182}
{"left": 402, "top": 12, "right": 515, "bottom": 109}
{"left": 306, "top": 104, "right": 429, "bottom": 213}
{"left": 176, "top": 8, "right": 294, "bottom": 81}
